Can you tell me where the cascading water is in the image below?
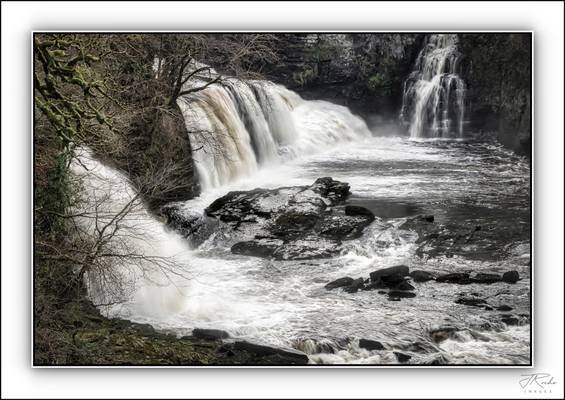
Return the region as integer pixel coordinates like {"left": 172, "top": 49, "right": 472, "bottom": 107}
{"left": 177, "top": 78, "right": 371, "bottom": 189}
{"left": 400, "top": 34, "right": 466, "bottom": 138}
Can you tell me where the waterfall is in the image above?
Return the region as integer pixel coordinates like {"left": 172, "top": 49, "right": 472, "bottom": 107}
{"left": 177, "top": 77, "right": 371, "bottom": 189}
{"left": 400, "top": 34, "right": 466, "bottom": 138}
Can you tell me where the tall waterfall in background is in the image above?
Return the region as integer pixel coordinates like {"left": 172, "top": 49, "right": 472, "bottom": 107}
{"left": 177, "top": 78, "right": 371, "bottom": 189}
{"left": 400, "top": 34, "right": 466, "bottom": 138}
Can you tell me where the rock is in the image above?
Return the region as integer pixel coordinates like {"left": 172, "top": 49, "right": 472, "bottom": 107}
{"left": 272, "top": 237, "right": 341, "bottom": 260}
{"left": 310, "top": 177, "right": 350, "bottom": 204}
{"left": 388, "top": 290, "right": 416, "bottom": 298}
{"left": 455, "top": 297, "right": 488, "bottom": 307}
{"left": 359, "top": 338, "right": 385, "bottom": 351}
{"left": 345, "top": 205, "right": 376, "bottom": 221}
{"left": 343, "top": 278, "right": 365, "bottom": 293}
{"left": 233, "top": 340, "right": 309, "bottom": 364}
{"left": 501, "top": 316, "right": 520, "bottom": 326}
{"left": 231, "top": 238, "right": 284, "bottom": 258}
{"left": 192, "top": 328, "right": 230, "bottom": 340}
{"left": 502, "top": 270, "right": 520, "bottom": 283}
{"left": 436, "top": 273, "right": 471, "bottom": 284}
{"left": 409, "top": 270, "right": 435, "bottom": 282}
{"left": 325, "top": 277, "right": 354, "bottom": 290}
{"left": 429, "top": 327, "right": 458, "bottom": 343}
{"left": 381, "top": 273, "right": 406, "bottom": 286}
{"left": 496, "top": 305, "right": 513, "bottom": 311}
{"left": 370, "top": 265, "right": 410, "bottom": 282}
{"left": 394, "top": 351, "right": 412, "bottom": 362}
{"left": 271, "top": 212, "right": 319, "bottom": 238}
{"left": 472, "top": 273, "right": 502, "bottom": 284}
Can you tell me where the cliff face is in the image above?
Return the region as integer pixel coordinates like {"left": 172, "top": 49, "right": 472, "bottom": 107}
{"left": 264, "top": 33, "right": 424, "bottom": 118}
{"left": 459, "top": 33, "right": 532, "bottom": 156}
{"left": 264, "top": 33, "right": 532, "bottom": 156}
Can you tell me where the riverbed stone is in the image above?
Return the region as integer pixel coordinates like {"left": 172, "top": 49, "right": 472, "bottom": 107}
{"left": 502, "top": 270, "right": 520, "bottom": 283}
{"left": 233, "top": 340, "right": 309, "bottom": 364}
{"left": 359, "top": 338, "right": 385, "bottom": 351}
{"left": 436, "top": 273, "right": 471, "bottom": 284}
{"left": 472, "top": 273, "right": 502, "bottom": 284}
{"left": 325, "top": 277, "right": 354, "bottom": 290}
{"left": 409, "top": 270, "right": 435, "bottom": 282}
{"left": 369, "top": 265, "right": 410, "bottom": 282}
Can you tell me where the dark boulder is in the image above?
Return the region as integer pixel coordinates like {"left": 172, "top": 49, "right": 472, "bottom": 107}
{"left": 436, "top": 273, "right": 471, "bottom": 284}
{"left": 345, "top": 205, "right": 376, "bottom": 221}
{"left": 394, "top": 351, "right": 412, "bottom": 362}
{"left": 429, "top": 327, "right": 458, "bottom": 343}
{"left": 500, "top": 315, "right": 520, "bottom": 326}
{"left": 370, "top": 265, "right": 410, "bottom": 282}
{"left": 325, "top": 277, "right": 354, "bottom": 290}
{"left": 359, "top": 338, "right": 385, "bottom": 351}
{"left": 496, "top": 305, "right": 513, "bottom": 311}
{"left": 192, "top": 328, "right": 230, "bottom": 340}
{"left": 472, "top": 273, "right": 502, "bottom": 284}
{"left": 233, "top": 340, "right": 309, "bottom": 364}
{"left": 381, "top": 273, "right": 406, "bottom": 286}
{"left": 409, "top": 270, "right": 435, "bottom": 282}
{"left": 502, "top": 270, "right": 520, "bottom": 283}
{"left": 310, "top": 177, "right": 350, "bottom": 204}
{"left": 395, "top": 281, "right": 415, "bottom": 291}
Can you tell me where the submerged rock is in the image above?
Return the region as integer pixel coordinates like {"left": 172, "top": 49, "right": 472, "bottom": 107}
{"left": 388, "top": 290, "right": 416, "bottom": 298}
{"left": 343, "top": 278, "right": 365, "bottom": 293}
{"left": 455, "top": 297, "right": 488, "bottom": 307}
{"left": 345, "top": 205, "right": 376, "bottom": 221}
{"left": 231, "top": 238, "right": 284, "bottom": 258}
{"left": 496, "top": 305, "right": 513, "bottom": 311}
{"left": 502, "top": 270, "right": 520, "bottom": 283}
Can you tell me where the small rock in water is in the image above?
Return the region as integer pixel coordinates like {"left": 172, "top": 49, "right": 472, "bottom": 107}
{"left": 359, "top": 338, "right": 385, "bottom": 351}
{"left": 436, "top": 273, "right": 471, "bottom": 284}
{"left": 429, "top": 327, "right": 458, "bottom": 343}
{"left": 395, "top": 280, "right": 415, "bottom": 291}
{"left": 370, "top": 265, "right": 410, "bottom": 282}
{"left": 455, "top": 297, "right": 488, "bottom": 307}
{"left": 394, "top": 351, "right": 412, "bottom": 362}
{"left": 502, "top": 270, "right": 520, "bottom": 283}
{"left": 500, "top": 315, "right": 521, "bottom": 326}
{"left": 325, "top": 277, "right": 354, "bottom": 290}
{"left": 409, "top": 270, "right": 435, "bottom": 282}
{"left": 496, "top": 305, "right": 513, "bottom": 311}
{"left": 233, "top": 340, "right": 309, "bottom": 364}
{"left": 192, "top": 328, "right": 230, "bottom": 340}
{"left": 472, "top": 273, "right": 502, "bottom": 284}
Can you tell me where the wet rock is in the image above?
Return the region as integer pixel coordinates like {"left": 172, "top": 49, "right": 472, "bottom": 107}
{"left": 345, "top": 205, "right": 376, "bottom": 221}
{"left": 436, "top": 273, "right": 471, "bottom": 284}
{"left": 310, "top": 177, "right": 350, "bottom": 204}
{"left": 231, "top": 238, "right": 284, "bottom": 258}
{"left": 370, "top": 265, "right": 410, "bottom": 282}
{"left": 233, "top": 340, "right": 309, "bottom": 364}
{"left": 500, "top": 315, "right": 520, "bottom": 326}
{"left": 496, "top": 305, "right": 513, "bottom": 311}
{"left": 388, "top": 290, "right": 416, "bottom": 298}
{"left": 394, "top": 351, "right": 412, "bottom": 362}
{"left": 325, "top": 277, "right": 354, "bottom": 290}
{"left": 455, "top": 297, "right": 488, "bottom": 307}
{"left": 272, "top": 238, "right": 341, "bottom": 260}
{"left": 381, "top": 273, "right": 406, "bottom": 286}
{"left": 472, "top": 273, "right": 502, "bottom": 284}
{"left": 502, "top": 270, "right": 520, "bottom": 283}
{"left": 359, "top": 338, "right": 385, "bottom": 351}
{"left": 409, "top": 270, "right": 435, "bottom": 282}
{"left": 430, "top": 327, "right": 458, "bottom": 343}
{"left": 192, "top": 328, "right": 230, "bottom": 340}
{"left": 343, "top": 278, "right": 365, "bottom": 293}
{"left": 271, "top": 212, "right": 319, "bottom": 238}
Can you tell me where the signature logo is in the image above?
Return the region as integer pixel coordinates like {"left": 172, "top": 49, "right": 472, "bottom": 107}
{"left": 520, "top": 373, "right": 557, "bottom": 394}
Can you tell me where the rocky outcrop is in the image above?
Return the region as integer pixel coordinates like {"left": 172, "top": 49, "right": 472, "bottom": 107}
{"left": 201, "top": 178, "right": 376, "bottom": 260}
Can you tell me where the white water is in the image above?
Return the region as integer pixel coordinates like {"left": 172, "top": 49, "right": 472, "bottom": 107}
{"left": 400, "top": 34, "right": 466, "bottom": 138}
{"left": 77, "top": 135, "right": 530, "bottom": 365}
{"left": 177, "top": 78, "right": 371, "bottom": 189}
